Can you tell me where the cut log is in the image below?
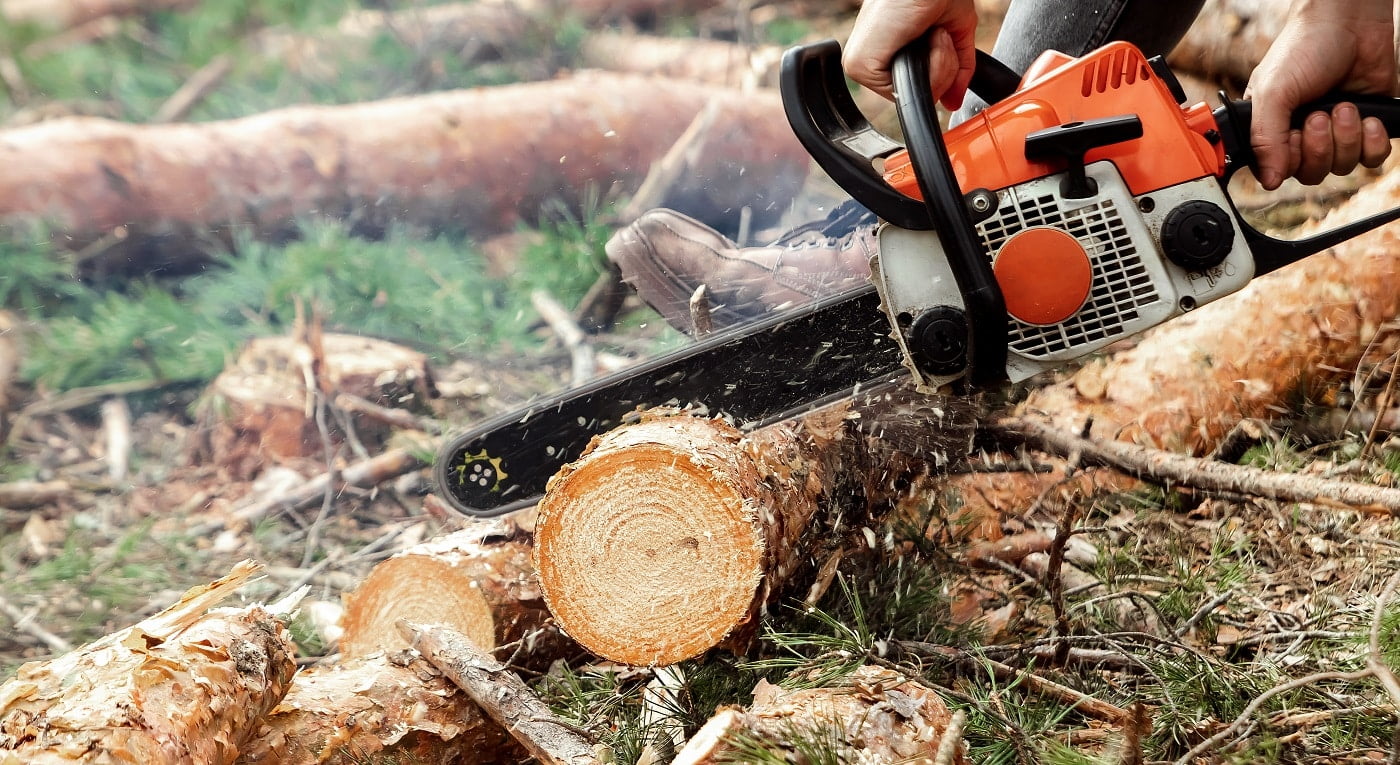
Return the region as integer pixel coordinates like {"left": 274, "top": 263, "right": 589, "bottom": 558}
{"left": 537, "top": 413, "right": 821, "bottom": 666}
{"left": 673, "top": 665, "right": 966, "bottom": 764}
{"left": 235, "top": 651, "right": 524, "bottom": 765}
{"left": 196, "top": 330, "right": 437, "bottom": 479}
{"left": 535, "top": 393, "right": 979, "bottom": 666}
{"left": 260, "top": 0, "right": 727, "bottom": 76}
{"left": 0, "top": 74, "right": 807, "bottom": 276}
{"left": 0, "top": 560, "right": 296, "bottom": 765}
{"left": 340, "top": 516, "right": 573, "bottom": 670}
{"left": 0, "top": 0, "right": 195, "bottom": 33}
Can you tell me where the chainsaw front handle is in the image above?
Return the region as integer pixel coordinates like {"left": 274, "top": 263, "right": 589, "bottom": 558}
{"left": 1213, "top": 95, "right": 1400, "bottom": 274}
{"left": 780, "top": 40, "right": 933, "bottom": 230}
{"left": 889, "top": 35, "right": 1009, "bottom": 386}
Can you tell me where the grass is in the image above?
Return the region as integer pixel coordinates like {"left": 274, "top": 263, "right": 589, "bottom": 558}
{"left": 13, "top": 208, "right": 617, "bottom": 392}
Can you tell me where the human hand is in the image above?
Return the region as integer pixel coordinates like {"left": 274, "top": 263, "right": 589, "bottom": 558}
{"left": 1246, "top": 0, "right": 1396, "bottom": 189}
{"left": 842, "top": 0, "right": 978, "bottom": 108}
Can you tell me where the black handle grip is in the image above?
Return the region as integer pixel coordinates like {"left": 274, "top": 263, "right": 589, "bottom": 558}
{"left": 779, "top": 39, "right": 1020, "bottom": 231}
{"left": 890, "top": 35, "right": 1008, "bottom": 385}
{"left": 1216, "top": 94, "right": 1400, "bottom": 175}
{"left": 1213, "top": 94, "right": 1400, "bottom": 274}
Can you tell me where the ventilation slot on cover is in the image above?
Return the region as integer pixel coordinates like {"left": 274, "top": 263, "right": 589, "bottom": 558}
{"left": 1079, "top": 47, "right": 1153, "bottom": 96}
{"left": 977, "top": 194, "right": 1162, "bottom": 359}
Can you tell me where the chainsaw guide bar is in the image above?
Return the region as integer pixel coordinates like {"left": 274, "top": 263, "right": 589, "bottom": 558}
{"left": 436, "top": 286, "right": 906, "bottom": 516}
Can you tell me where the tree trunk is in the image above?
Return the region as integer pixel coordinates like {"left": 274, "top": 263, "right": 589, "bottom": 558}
{"left": 0, "top": 74, "right": 808, "bottom": 277}
{"left": 1167, "top": 0, "right": 1288, "bottom": 88}
{"left": 673, "top": 665, "right": 966, "bottom": 764}
{"left": 0, "top": 560, "right": 296, "bottom": 765}
{"left": 340, "top": 516, "right": 573, "bottom": 671}
{"left": 0, "top": 0, "right": 195, "bottom": 32}
{"left": 260, "top": 0, "right": 728, "bottom": 75}
{"left": 235, "top": 651, "right": 525, "bottom": 765}
{"left": 535, "top": 394, "right": 979, "bottom": 666}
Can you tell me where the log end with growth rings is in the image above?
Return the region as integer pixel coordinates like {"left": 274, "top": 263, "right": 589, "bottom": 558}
{"left": 536, "top": 415, "right": 768, "bottom": 666}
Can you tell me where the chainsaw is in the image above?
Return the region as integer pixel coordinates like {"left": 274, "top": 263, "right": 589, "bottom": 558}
{"left": 435, "top": 35, "right": 1400, "bottom": 517}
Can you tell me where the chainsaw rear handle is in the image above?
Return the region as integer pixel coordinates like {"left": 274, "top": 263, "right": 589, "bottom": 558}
{"left": 1213, "top": 94, "right": 1400, "bottom": 274}
{"left": 780, "top": 36, "right": 1011, "bottom": 385}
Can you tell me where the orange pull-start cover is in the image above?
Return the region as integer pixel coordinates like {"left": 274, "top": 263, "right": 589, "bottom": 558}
{"left": 882, "top": 42, "right": 1225, "bottom": 199}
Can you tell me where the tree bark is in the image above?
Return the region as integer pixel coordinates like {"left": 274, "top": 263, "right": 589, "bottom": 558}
{"left": 535, "top": 393, "right": 980, "bottom": 666}
{"left": 235, "top": 651, "right": 524, "bottom": 765}
{"left": 0, "top": 74, "right": 808, "bottom": 276}
{"left": 577, "top": 32, "right": 784, "bottom": 89}
{"left": 340, "top": 516, "right": 573, "bottom": 671}
{"left": 0, "top": 560, "right": 296, "bottom": 765}
{"left": 260, "top": 0, "right": 728, "bottom": 76}
{"left": 0, "top": 0, "right": 195, "bottom": 32}
{"left": 673, "top": 665, "right": 966, "bottom": 764}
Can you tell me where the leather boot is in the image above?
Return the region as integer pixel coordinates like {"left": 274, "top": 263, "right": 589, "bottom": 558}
{"left": 604, "top": 207, "right": 876, "bottom": 335}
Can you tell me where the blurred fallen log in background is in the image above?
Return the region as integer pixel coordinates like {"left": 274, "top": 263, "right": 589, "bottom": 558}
{"left": 0, "top": 74, "right": 807, "bottom": 277}
{"left": 1, "top": 0, "right": 196, "bottom": 32}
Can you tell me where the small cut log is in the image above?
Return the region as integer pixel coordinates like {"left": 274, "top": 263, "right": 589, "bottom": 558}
{"left": 0, "top": 560, "right": 296, "bottom": 765}
{"left": 235, "top": 651, "right": 524, "bottom": 765}
{"left": 673, "top": 665, "right": 966, "bottom": 764}
{"left": 341, "top": 516, "right": 572, "bottom": 670}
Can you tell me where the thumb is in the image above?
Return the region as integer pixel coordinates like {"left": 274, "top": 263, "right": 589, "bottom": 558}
{"left": 1248, "top": 82, "right": 1298, "bottom": 190}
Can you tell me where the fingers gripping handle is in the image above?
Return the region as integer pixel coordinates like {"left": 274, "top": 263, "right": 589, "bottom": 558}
{"left": 1215, "top": 95, "right": 1400, "bottom": 273}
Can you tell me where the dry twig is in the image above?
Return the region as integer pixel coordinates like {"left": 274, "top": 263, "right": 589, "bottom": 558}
{"left": 0, "top": 591, "right": 72, "bottom": 654}
{"left": 532, "top": 289, "right": 596, "bottom": 387}
{"left": 398, "top": 620, "right": 606, "bottom": 765}
{"left": 151, "top": 54, "right": 232, "bottom": 123}
{"left": 997, "top": 417, "right": 1400, "bottom": 515}
{"left": 1174, "top": 669, "right": 1374, "bottom": 763}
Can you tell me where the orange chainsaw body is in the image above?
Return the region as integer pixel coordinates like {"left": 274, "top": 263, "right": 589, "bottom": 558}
{"left": 881, "top": 42, "right": 1226, "bottom": 199}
